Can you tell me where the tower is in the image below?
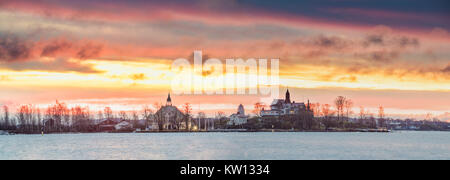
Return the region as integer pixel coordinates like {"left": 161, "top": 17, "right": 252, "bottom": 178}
{"left": 307, "top": 99, "right": 310, "bottom": 111}
{"left": 238, "top": 104, "right": 245, "bottom": 115}
{"left": 285, "top": 89, "right": 291, "bottom": 103}
{"left": 166, "top": 93, "right": 172, "bottom": 106}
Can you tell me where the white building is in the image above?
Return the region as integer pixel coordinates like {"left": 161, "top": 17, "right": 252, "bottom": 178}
{"left": 114, "top": 121, "right": 132, "bottom": 130}
{"left": 228, "top": 104, "right": 248, "bottom": 126}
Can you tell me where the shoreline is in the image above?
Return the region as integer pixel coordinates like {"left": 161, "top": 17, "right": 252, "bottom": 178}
{"left": 2, "top": 128, "right": 394, "bottom": 135}
{"left": 134, "top": 128, "right": 391, "bottom": 133}
{"left": 6, "top": 129, "right": 450, "bottom": 135}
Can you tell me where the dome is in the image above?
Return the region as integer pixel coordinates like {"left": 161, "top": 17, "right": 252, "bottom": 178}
{"left": 238, "top": 104, "right": 245, "bottom": 115}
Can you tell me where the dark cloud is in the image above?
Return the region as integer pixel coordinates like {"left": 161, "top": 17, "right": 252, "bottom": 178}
{"left": 1, "top": 34, "right": 106, "bottom": 64}
{"left": 354, "top": 50, "right": 400, "bottom": 64}
{"left": 303, "top": 50, "right": 327, "bottom": 58}
{"left": 363, "top": 33, "right": 420, "bottom": 48}
{"left": 240, "top": 0, "right": 450, "bottom": 30}
{"left": 442, "top": 65, "right": 450, "bottom": 73}
{"left": 353, "top": 50, "right": 400, "bottom": 64}
{"left": 0, "top": 35, "right": 32, "bottom": 62}
{"left": 41, "top": 40, "right": 72, "bottom": 57}
{"left": 356, "top": 29, "right": 420, "bottom": 63}
{"left": 396, "top": 36, "right": 420, "bottom": 48}
{"left": 346, "top": 64, "right": 374, "bottom": 75}
{"left": 363, "top": 34, "right": 384, "bottom": 47}
{"left": 76, "top": 43, "right": 103, "bottom": 60}
{"left": 0, "top": 34, "right": 104, "bottom": 73}
{"left": 370, "top": 51, "right": 399, "bottom": 63}
{"left": 0, "top": 31, "right": 110, "bottom": 74}
{"left": 290, "top": 31, "right": 416, "bottom": 64}
{"left": 313, "top": 35, "right": 349, "bottom": 49}
{"left": 3, "top": 58, "right": 102, "bottom": 73}
{"left": 291, "top": 35, "right": 353, "bottom": 59}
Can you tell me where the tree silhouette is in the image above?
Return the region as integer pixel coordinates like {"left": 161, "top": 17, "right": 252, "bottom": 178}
{"left": 334, "top": 96, "right": 346, "bottom": 127}
{"left": 103, "top": 107, "right": 113, "bottom": 121}
{"left": 253, "top": 102, "right": 266, "bottom": 116}
{"left": 183, "top": 103, "right": 192, "bottom": 131}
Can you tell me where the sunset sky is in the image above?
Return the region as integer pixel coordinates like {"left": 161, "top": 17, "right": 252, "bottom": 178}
{"left": 0, "top": 0, "right": 449, "bottom": 120}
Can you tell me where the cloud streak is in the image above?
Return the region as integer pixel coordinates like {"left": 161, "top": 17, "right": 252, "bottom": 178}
{"left": 0, "top": 34, "right": 32, "bottom": 62}
{"left": 2, "top": 0, "right": 449, "bottom": 36}
{"left": 3, "top": 58, "right": 101, "bottom": 73}
{"left": 0, "top": 34, "right": 105, "bottom": 73}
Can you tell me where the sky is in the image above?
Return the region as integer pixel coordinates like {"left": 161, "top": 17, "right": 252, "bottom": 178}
{"left": 0, "top": 0, "right": 449, "bottom": 120}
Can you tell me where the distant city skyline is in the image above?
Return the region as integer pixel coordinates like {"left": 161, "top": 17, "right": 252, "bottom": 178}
{"left": 0, "top": 0, "right": 449, "bottom": 121}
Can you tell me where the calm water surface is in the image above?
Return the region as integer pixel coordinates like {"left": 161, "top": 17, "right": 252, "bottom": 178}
{"left": 1, "top": 131, "right": 449, "bottom": 160}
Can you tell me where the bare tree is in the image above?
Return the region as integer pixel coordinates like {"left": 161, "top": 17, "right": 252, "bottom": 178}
{"left": 97, "top": 110, "right": 103, "bottom": 124}
{"left": 119, "top": 111, "right": 128, "bottom": 121}
{"left": 252, "top": 102, "right": 266, "bottom": 116}
{"left": 215, "top": 111, "right": 227, "bottom": 128}
{"left": 153, "top": 102, "right": 164, "bottom": 130}
{"left": 182, "top": 103, "right": 192, "bottom": 131}
{"left": 344, "top": 99, "right": 354, "bottom": 122}
{"left": 104, "top": 107, "right": 113, "bottom": 121}
{"left": 131, "top": 110, "right": 140, "bottom": 129}
{"left": 57, "top": 101, "right": 68, "bottom": 131}
{"left": 71, "top": 107, "right": 79, "bottom": 130}
{"left": 142, "top": 105, "right": 153, "bottom": 129}
{"left": 71, "top": 106, "right": 93, "bottom": 132}
{"left": 359, "top": 106, "right": 367, "bottom": 125}
{"left": 425, "top": 113, "right": 433, "bottom": 121}
{"left": 36, "top": 108, "right": 42, "bottom": 131}
{"left": 85, "top": 106, "right": 92, "bottom": 128}
{"left": 321, "top": 104, "right": 331, "bottom": 118}
{"left": 71, "top": 106, "right": 86, "bottom": 131}
{"left": 216, "top": 111, "right": 226, "bottom": 119}
{"left": 321, "top": 104, "right": 335, "bottom": 130}
{"left": 63, "top": 106, "right": 70, "bottom": 129}
{"left": 174, "top": 111, "right": 184, "bottom": 130}
{"left": 17, "top": 105, "right": 27, "bottom": 131}
{"left": 368, "top": 113, "right": 376, "bottom": 128}
{"left": 0, "top": 108, "right": 3, "bottom": 129}
{"left": 3, "top": 105, "right": 9, "bottom": 130}
{"left": 378, "top": 106, "right": 386, "bottom": 128}
{"left": 16, "top": 104, "right": 39, "bottom": 132}
{"left": 310, "top": 103, "right": 321, "bottom": 117}
{"left": 334, "top": 96, "right": 346, "bottom": 123}
{"left": 44, "top": 101, "right": 69, "bottom": 132}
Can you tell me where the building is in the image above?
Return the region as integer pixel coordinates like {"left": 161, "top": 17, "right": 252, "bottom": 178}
{"left": 228, "top": 104, "right": 249, "bottom": 126}
{"left": 260, "top": 89, "right": 312, "bottom": 117}
{"left": 115, "top": 121, "right": 133, "bottom": 131}
{"left": 152, "top": 93, "right": 186, "bottom": 130}
{"left": 97, "top": 119, "right": 120, "bottom": 132}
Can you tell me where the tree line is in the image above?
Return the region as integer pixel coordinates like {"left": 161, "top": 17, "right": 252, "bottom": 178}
{"left": 1, "top": 96, "right": 446, "bottom": 133}
{"left": 309, "top": 96, "right": 388, "bottom": 130}
{"left": 0, "top": 101, "right": 210, "bottom": 133}
{"left": 0, "top": 101, "right": 154, "bottom": 133}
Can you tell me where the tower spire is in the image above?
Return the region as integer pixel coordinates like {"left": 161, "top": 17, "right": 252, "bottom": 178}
{"left": 285, "top": 88, "right": 291, "bottom": 103}
{"left": 166, "top": 93, "right": 172, "bottom": 106}
{"left": 307, "top": 99, "right": 310, "bottom": 111}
